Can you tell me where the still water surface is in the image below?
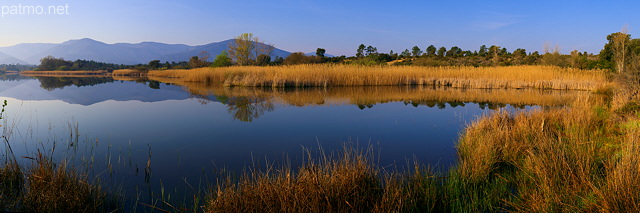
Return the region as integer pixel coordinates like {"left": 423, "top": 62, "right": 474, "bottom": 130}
{"left": 0, "top": 75, "right": 587, "bottom": 205}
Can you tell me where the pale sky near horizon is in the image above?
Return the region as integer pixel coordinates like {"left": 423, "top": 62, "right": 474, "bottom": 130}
{"left": 0, "top": 0, "right": 638, "bottom": 56}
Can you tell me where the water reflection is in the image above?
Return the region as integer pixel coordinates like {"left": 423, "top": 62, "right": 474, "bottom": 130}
{"left": 34, "top": 76, "right": 114, "bottom": 91}
{"left": 14, "top": 75, "right": 594, "bottom": 122}
{"left": 141, "top": 78, "right": 590, "bottom": 122}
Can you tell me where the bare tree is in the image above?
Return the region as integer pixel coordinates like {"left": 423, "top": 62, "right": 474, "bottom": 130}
{"left": 228, "top": 33, "right": 273, "bottom": 66}
{"left": 612, "top": 25, "right": 630, "bottom": 73}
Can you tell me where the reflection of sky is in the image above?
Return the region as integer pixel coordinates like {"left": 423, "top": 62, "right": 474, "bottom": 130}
{"left": 2, "top": 93, "right": 485, "bottom": 174}
{"left": 1, "top": 78, "right": 530, "bottom": 206}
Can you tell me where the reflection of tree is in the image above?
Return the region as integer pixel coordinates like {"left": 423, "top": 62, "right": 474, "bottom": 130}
{"left": 225, "top": 96, "right": 275, "bottom": 122}
{"left": 0, "top": 74, "right": 32, "bottom": 81}
{"left": 36, "top": 77, "right": 114, "bottom": 91}
{"left": 148, "top": 80, "right": 161, "bottom": 89}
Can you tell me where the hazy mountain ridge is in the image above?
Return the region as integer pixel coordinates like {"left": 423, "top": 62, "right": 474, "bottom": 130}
{"left": 0, "top": 38, "right": 292, "bottom": 65}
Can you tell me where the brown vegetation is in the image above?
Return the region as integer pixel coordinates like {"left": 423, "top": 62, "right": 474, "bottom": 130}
{"left": 203, "top": 89, "right": 640, "bottom": 212}
{"left": 148, "top": 64, "right": 610, "bottom": 91}
{"left": 207, "top": 145, "right": 441, "bottom": 212}
{"left": 0, "top": 153, "right": 118, "bottom": 212}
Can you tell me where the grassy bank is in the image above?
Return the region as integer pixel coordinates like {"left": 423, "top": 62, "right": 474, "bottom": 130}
{"left": 148, "top": 64, "right": 610, "bottom": 90}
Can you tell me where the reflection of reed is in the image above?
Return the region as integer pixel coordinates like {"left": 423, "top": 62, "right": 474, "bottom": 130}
{"left": 149, "top": 76, "right": 593, "bottom": 108}
{"left": 21, "top": 70, "right": 111, "bottom": 78}
{"left": 148, "top": 65, "right": 609, "bottom": 91}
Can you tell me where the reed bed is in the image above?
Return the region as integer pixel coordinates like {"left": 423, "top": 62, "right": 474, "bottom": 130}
{"left": 146, "top": 76, "right": 593, "bottom": 108}
{"left": 112, "top": 69, "right": 147, "bottom": 76}
{"left": 21, "top": 70, "right": 110, "bottom": 77}
{"left": 148, "top": 64, "right": 610, "bottom": 91}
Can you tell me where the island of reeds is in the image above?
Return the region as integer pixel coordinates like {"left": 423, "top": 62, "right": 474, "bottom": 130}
{"left": 2, "top": 30, "right": 640, "bottom": 212}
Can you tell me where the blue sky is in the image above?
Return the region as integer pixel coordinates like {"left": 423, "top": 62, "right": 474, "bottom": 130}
{"left": 0, "top": 0, "right": 638, "bottom": 56}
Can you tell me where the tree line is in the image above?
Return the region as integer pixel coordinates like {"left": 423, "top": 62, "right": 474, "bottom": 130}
{"left": 207, "top": 31, "right": 640, "bottom": 73}
{"left": 31, "top": 30, "right": 640, "bottom": 74}
{"left": 0, "top": 64, "right": 37, "bottom": 73}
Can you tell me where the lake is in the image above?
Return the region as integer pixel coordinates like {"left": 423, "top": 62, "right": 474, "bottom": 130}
{"left": 0, "top": 74, "right": 590, "bottom": 206}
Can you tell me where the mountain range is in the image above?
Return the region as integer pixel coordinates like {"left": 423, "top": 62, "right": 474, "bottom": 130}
{"left": 0, "top": 38, "right": 293, "bottom": 65}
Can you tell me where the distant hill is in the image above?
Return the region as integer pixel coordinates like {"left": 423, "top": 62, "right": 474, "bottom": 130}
{"left": 0, "top": 38, "right": 292, "bottom": 65}
{"left": 0, "top": 51, "right": 28, "bottom": 64}
{"left": 305, "top": 52, "right": 335, "bottom": 57}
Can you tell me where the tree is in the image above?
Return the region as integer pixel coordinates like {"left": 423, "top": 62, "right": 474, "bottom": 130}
{"left": 37, "top": 56, "right": 72, "bottom": 71}
{"left": 212, "top": 50, "right": 233, "bottom": 67}
{"left": 255, "top": 54, "right": 271, "bottom": 66}
{"left": 401, "top": 49, "right": 411, "bottom": 58}
{"left": 478, "top": 45, "right": 488, "bottom": 57}
{"left": 611, "top": 26, "right": 631, "bottom": 73}
{"left": 229, "top": 33, "right": 273, "bottom": 66}
{"left": 446, "top": 46, "right": 462, "bottom": 57}
{"left": 365, "top": 45, "right": 377, "bottom": 56}
{"left": 356, "top": 44, "right": 366, "bottom": 58}
{"left": 188, "top": 56, "right": 201, "bottom": 68}
{"left": 570, "top": 50, "right": 588, "bottom": 69}
{"left": 437, "top": 47, "right": 447, "bottom": 57}
{"left": 426, "top": 45, "right": 436, "bottom": 56}
{"left": 512, "top": 48, "right": 527, "bottom": 59}
{"left": 489, "top": 45, "right": 501, "bottom": 66}
{"left": 187, "top": 51, "right": 211, "bottom": 68}
{"left": 411, "top": 46, "right": 422, "bottom": 57}
{"left": 316, "top": 48, "right": 326, "bottom": 58}
{"left": 148, "top": 60, "right": 161, "bottom": 70}
{"left": 199, "top": 51, "right": 210, "bottom": 63}
{"left": 541, "top": 44, "right": 564, "bottom": 67}
{"left": 283, "top": 52, "right": 310, "bottom": 65}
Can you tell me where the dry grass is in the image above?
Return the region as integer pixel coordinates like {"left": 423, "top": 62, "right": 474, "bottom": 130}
{"left": 596, "top": 121, "right": 640, "bottom": 212}
{"left": 148, "top": 64, "right": 610, "bottom": 90}
{"left": 206, "top": 145, "right": 442, "bottom": 213}
{"left": 451, "top": 93, "right": 640, "bottom": 212}
{"left": 0, "top": 152, "right": 119, "bottom": 212}
{"left": 112, "top": 69, "right": 147, "bottom": 76}
{"left": 0, "top": 160, "right": 23, "bottom": 210}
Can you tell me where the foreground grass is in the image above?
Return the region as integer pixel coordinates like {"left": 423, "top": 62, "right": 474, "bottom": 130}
{"left": 148, "top": 64, "right": 610, "bottom": 90}
{"left": 0, "top": 152, "right": 119, "bottom": 212}
{"left": 2, "top": 93, "right": 638, "bottom": 212}
{"left": 207, "top": 146, "right": 441, "bottom": 212}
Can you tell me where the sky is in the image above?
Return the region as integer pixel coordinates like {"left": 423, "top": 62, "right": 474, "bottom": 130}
{"left": 0, "top": 0, "right": 638, "bottom": 56}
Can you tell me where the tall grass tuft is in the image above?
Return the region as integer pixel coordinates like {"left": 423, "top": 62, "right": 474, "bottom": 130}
{"left": 451, "top": 95, "right": 635, "bottom": 212}
{"left": 0, "top": 152, "right": 119, "bottom": 212}
{"left": 595, "top": 120, "right": 640, "bottom": 212}
{"left": 206, "top": 145, "right": 442, "bottom": 212}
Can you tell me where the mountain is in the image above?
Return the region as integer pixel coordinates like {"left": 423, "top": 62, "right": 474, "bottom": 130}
{"left": 305, "top": 52, "right": 336, "bottom": 57}
{"left": 0, "top": 51, "right": 28, "bottom": 64}
{"left": 0, "top": 43, "right": 57, "bottom": 61}
{"left": 158, "top": 39, "right": 291, "bottom": 62}
{"left": 0, "top": 38, "right": 292, "bottom": 65}
{"left": 0, "top": 78, "right": 194, "bottom": 106}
